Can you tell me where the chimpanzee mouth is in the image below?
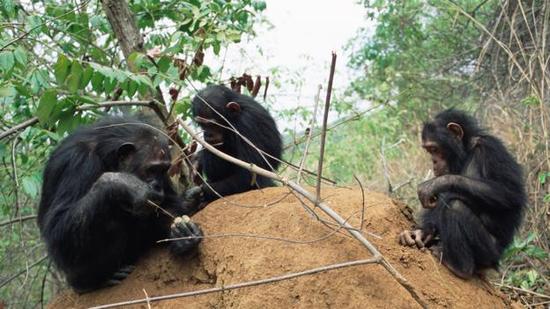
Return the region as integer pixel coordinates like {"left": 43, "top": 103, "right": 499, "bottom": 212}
{"left": 205, "top": 138, "right": 224, "bottom": 147}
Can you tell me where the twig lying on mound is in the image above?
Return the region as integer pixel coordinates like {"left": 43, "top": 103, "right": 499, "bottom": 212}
{"left": 90, "top": 258, "right": 381, "bottom": 309}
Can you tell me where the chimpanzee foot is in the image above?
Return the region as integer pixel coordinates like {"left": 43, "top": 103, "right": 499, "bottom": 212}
{"left": 105, "top": 265, "right": 136, "bottom": 286}
{"left": 169, "top": 215, "right": 203, "bottom": 255}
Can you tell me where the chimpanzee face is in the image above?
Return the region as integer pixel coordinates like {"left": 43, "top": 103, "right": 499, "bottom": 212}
{"left": 117, "top": 137, "right": 171, "bottom": 203}
{"left": 422, "top": 139, "right": 449, "bottom": 177}
{"left": 194, "top": 115, "right": 225, "bottom": 147}
{"left": 421, "top": 121, "right": 466, "bottom": 176}
{"left": 193, "top": 101, "right": 241, "bottom": 148}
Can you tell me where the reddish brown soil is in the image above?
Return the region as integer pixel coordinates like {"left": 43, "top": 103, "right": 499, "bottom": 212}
{"left": 49, "top": 187, "right": 512, "bottom": 308}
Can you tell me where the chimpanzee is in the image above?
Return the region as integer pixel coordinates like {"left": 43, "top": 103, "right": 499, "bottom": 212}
{"left": 399, "top": 109, "right": 526, "bottom": 278}
{"left": 190, "top": 84, "right": 282, "bottom": 202}
{"left": 37, "top": 117, "right": 203, "bottom": 292}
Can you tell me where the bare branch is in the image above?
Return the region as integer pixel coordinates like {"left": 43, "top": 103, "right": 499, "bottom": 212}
{"left": 90, "top": 258, "right": 381, "bottom": 309}
{"left": 297, "top": 84, "right": 322, "bottom": 184}
{"left": 0, "top": 100, "right": 159, "bottom": 141}
{"left": 316, "top": 52, "right": 337, "bottom": 202}
{"left": 0, "top": 215, "right": 37, "bottom": 228}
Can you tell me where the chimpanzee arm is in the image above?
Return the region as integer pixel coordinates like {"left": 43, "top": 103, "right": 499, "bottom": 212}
{"left": 41, "top": 172, "right": 155, "bottom": 264}
{"left": 419, "top": 174, "right": 515, "bottom": 212}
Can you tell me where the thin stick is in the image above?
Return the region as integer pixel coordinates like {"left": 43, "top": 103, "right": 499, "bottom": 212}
{"left": 0, "top": 215, "right": 37, "bottom": 227}
{"left": 90, "top": 258, "right": 380, "bottom": 309}
{"left": 297, "top": 84, "right": 322, "bottom": 184}
{"left": 316, "top": 52, "right": 337, "bottom": 202}
{"left": 146, "top": 200, "right": 175, "bottom": 218}
{"left": 0, "top": 100, "right": 157, "bottom": 140}
{"left": 284, "top": 104, "right": 381, "bottom": 151}
{"left": 353, "top": 175, "right": 366, "bottom": 231}
{"left": 492, "top": 282, "right": 550, "bottom": 299}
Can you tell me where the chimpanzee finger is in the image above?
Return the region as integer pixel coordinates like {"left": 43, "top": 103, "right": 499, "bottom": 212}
{"left": 187, "top": 221, "right": 203, "bottom": 237}
{"left": 175, "top": 221, "right": 193, "bottom": 237}
{"left": 399, "top": 230, "right": 416, "bottom": 246}
{"left": 413, "top": 230, "right": 425, "bottom": 248}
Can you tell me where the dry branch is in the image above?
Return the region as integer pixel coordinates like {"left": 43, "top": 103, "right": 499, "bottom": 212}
{"left": 316, "top": 52, "right": 337, "bottom": 202}
{"left": 0, "top": 100, "right": 158, "bottom": 141}
{"left": 90, "top": 258, "right": 380, "bottom": 309}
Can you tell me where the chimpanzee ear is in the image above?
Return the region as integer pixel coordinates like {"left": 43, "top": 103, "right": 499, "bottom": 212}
{"left": 117, "top": 142, "right": 136, "bottom": 161}
{"left": 446, "top": 122, "right": 464, "bottom": 140}
{"left": 225, "top": 101, "right": 241, "bottom": 113}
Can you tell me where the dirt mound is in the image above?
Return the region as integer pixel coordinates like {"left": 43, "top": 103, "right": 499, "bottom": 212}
{"left": 49, "top": 187, "right": 510, "bottom": 308}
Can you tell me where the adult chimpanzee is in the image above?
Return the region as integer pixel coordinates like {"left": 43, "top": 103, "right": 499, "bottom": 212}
{"left": 190, "top": 84, "right": 282, "bottom": 202}
{"left": 37, "top": 117, "right": 203, "bottom": 292}
{"left": 399, "top": 109, "right": 526, "bottom": 278}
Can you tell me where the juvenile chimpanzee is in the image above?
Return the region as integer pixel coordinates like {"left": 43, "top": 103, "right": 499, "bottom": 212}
{"left": 399, "top": 109, "right": 526, "bottom": 278}
{"left": 37, "top": 117, "right": 203, "bottom": 292}
{"left": 190, "top": 84, "right": 282, "bottom": 202}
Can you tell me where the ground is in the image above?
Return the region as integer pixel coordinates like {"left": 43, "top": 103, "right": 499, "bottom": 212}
{"left": 49, "top": 187, "right": 513, "bottom": 308}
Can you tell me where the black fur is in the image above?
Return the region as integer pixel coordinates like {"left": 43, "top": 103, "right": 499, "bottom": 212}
{"left": 420, "top": 109, "right": 526, "bottom": 276}
{"left": 37, "top": 117, "right": 201, "bottom": 292}
{"left": 192, "top": 85, "right": 282, "bottom": 202}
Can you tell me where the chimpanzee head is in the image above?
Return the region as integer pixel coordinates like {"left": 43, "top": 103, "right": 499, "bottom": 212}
{"left": 94, "top": 118, "right": 172, "bottom": 203}
{"left": 421, "top": 109, "right": 483, "bottom": 175}
{"left": 191, "top": 85, "right": 245, "bottom": 148}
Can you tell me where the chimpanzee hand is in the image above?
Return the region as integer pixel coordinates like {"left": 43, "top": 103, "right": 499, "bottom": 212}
{"left": 97, "top": 172, "right": 159, "bottom": 216}
{"left": 417, "top": 178, "right": 439, "bottom": 209}
{"left": 169, "top": 215, "right": 203, "bottom": 255}
{"left": 399, "top": 229, "right": 434, "bottom": 249}
{"left": 180, "top": 185, "right": 205, "bottom": 215}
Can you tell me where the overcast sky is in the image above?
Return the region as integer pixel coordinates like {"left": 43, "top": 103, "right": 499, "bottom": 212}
{"left": 212, "top": 1, "right": 368, "bottom": 113}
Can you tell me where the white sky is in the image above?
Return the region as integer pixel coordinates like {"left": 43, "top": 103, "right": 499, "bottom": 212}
{"left": 211, "top": 0, "right": 368, "bottom": 119}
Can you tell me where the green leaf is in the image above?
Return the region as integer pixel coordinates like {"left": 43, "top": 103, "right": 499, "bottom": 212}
{"left": 253, "top": 1, "right": 266, "bottom": 11}
{"left": 54, "top": 54, "right": 71, "bottom": 84}
{"left": 0, "top": 51, "right": 15, "bottom": 71}
{"left": 91, "top": 71, "right": 104, "bottom": 92}
{"left": 21, "top": 175, "right": 40, "bottom": 199}
{"left": 0, "top": 84, "right": 16, "bottom": 97}
{"left": 80, "top": 66, "right": 93, "bottom": 89}
{"left": 36, "top": 90, "right": 57, "bottom": 124}
{"left": 13, "top": 46, "right": 27, "bottom": 66}
{"left": 538, "top": 172, "right": 549, "bottom": 185}
{"left": 103, "top": 77, "right": 117, "bottom": 93}
{"left": 157, "top": 56, "right": 171, "bottom": 73}
{"left": 126, "top": 80, "right": 138, "bottom": 97}
{"left": 66, "top": 60, "right": 83, "bottom": 92}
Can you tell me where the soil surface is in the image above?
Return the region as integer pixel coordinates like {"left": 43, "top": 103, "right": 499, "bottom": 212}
{"left": 49, "top": 187, "right": 511, "bottom": 308}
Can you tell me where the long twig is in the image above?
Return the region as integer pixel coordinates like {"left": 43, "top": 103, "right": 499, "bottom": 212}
{"left": 492, "top": 282, "right": 550, "bottom": 299}
{"left": 284, "top": 104, "right": 381, "bottom": 151}
{"left": 0, "top": 215, "right": 37, "bottom": 228}
{"left": 316, "top": 52, "right": 337, "bottom": 202}
{"left": 0, "top": 100, "right": 158, "bottom": 140}
{"left": 353, "top": 175, "right": 367, "bottom": 231}
{"left": 297, "top": 84, "right": 322, "bottom": 184}
{"left": 90, "top": 258, "right": 381, "bottom": 309}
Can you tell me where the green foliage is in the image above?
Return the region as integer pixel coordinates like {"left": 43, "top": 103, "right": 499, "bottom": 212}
{"left": 501, "top": 233, "right": 548, "bottom": 291}
{"left": 347, "top": 0, "right": 496, "bottom": 119}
